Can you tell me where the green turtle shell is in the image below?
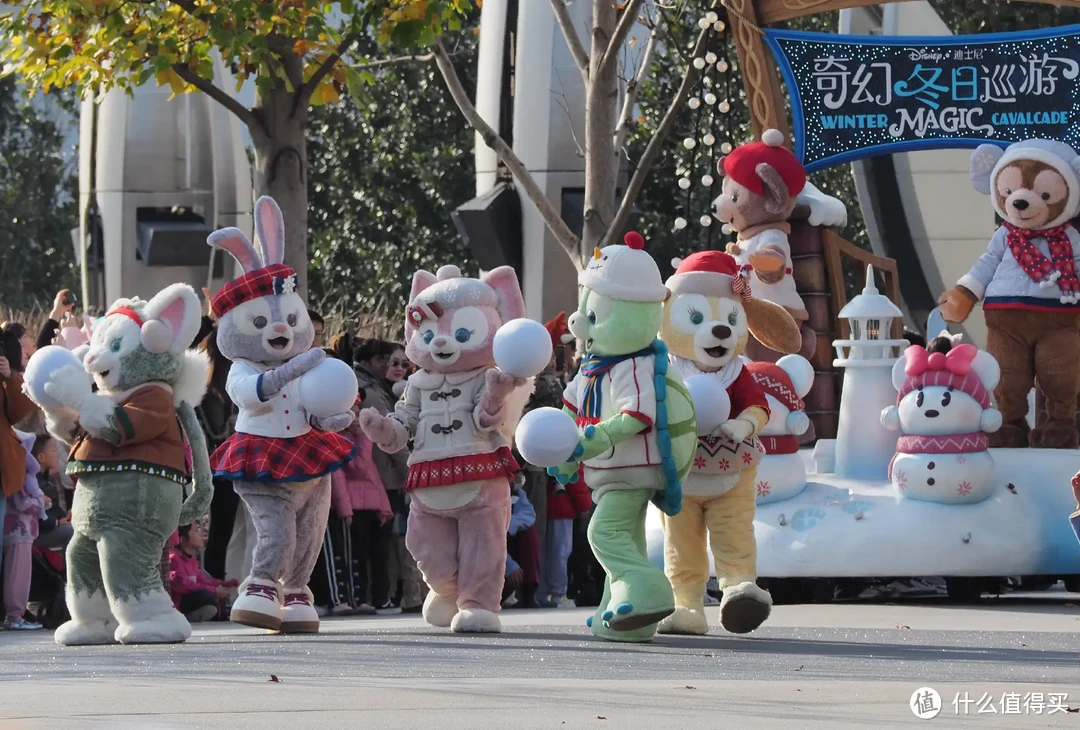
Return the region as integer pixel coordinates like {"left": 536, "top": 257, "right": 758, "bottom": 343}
{"left": 662, "top": 369, "right": 697, "bottom": 481}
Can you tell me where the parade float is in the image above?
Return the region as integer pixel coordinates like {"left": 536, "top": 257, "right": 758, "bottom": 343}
{"left": 644, "top": 2, "right": 1080, "bottom": 602}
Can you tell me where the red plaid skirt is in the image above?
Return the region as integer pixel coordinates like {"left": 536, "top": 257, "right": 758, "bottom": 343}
{"left": 404, "top": 446, "right": 519, "bottom": 491}
{"left": 211, "top": 430, "right": 356, "bottom": 484}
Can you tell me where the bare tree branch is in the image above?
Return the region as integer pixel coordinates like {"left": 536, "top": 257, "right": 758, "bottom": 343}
{"left": 172, "top": 62, "right": 260, "bottom": 134}
{"left": 596, "top": 0, "right": 646, "bottom": 82}
{"left": 601, "top": 20, "right": 710, "bottom": 248}
{"left": 295, "top": 32, "right": 360, "bottom": 113}
{"left": 613, "top": 20, "right": 660, "bottom": 152}
{"left": 549, "top": 0, "right": 589, "bottom": 83}
{"left": 352, "top": 53, "right": 437, "bottom": 72}
{"left": 552, "top": 91, "right": 585, "bottom": 159}
{"left": 430, "top": 38, "right": 582, "bottom": 264}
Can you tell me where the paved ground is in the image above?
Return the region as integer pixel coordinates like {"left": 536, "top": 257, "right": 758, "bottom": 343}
{"left": 2, "top": 592, "right": 1079, "bottom": 728}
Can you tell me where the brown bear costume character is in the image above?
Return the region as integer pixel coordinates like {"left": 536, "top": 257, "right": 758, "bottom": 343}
{"left": 938, "top": 139, "right": 1080, "bottom": 449}
{"left": 713, "top": 129, "right": 816, "bottom": 362}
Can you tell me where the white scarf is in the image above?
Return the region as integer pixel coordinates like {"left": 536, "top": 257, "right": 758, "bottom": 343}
{"left": 669, "top": 353, "right": 746, "bottom": 391}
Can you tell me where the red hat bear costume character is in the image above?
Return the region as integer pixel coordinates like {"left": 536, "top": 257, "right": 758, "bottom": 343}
{"left": 657, "top": 250, "right": 800, "bottom": 637}
{"left": 938, "top": 139, "right": 1080, "bottom": 449}
{"left": 746, "top": 356, "right": 814, "bottom": 505}
{"left": 714, "top": 129, "right": 816, "bottom": 363}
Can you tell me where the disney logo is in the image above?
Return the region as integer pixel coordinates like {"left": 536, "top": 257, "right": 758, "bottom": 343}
{"left": 907, "top": 48, "right": 945, "bottom": 62}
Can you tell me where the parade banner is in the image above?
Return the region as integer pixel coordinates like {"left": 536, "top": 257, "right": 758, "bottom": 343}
{"left": 765, "top": 26, "right": 1080, "bottom": 172}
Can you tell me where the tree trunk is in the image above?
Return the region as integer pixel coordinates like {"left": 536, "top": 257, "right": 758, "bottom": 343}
{"left": 582, "top": 0, "right": 620, "bottom": 258}
{"left": 250, "top": 86, "right": 310, "bottom": 297}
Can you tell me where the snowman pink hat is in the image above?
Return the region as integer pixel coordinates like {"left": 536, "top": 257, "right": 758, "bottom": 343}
{"left": 897, "top": 344, "right": 990, "bottom": 409}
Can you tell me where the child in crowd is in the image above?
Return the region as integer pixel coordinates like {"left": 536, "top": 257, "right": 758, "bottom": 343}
{"left": 331, "top": 395, "right": 398, "bottom": 614}
{"left": 538, "top": 468, "right": 591, "bottom": 608}
{"left": 505, "top": 478, "right": 542, "bottom": 609}
{"left": 3, "top": 432, "right": 48, "bottom": 630}
{"left": 168, "top": 523, "right": 238, "bottom": 623}
{"left": 32, "top": 434, "right": 73, "bottom": 551}
{"left": 1070, "top": 471, "right": 1080, "bottom": 544}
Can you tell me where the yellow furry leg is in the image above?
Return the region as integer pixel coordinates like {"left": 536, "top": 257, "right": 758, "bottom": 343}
{"left": 704, "top": 469, "right": 771, "bottom": 634}
{"left": 658, "top": 495, "right": 710, "bottom": 635}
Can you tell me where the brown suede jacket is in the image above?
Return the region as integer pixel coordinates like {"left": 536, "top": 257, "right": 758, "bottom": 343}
{"left": 1, "top": 373, "right": 38, "bottom": 498}
{"left": 67, "top": 384, "right": 188, "bottom": 484}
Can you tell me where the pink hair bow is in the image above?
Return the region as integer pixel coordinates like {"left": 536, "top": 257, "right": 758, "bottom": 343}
{"left": 406, "top": 301, "right": 441, "bottom": 328}
{"left": 904, "top": 343, "right": 977, "bottom": 376}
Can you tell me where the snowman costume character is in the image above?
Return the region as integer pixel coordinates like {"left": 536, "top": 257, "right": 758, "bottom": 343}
{"left": 207, "top": 196, "right": 357, "bottom": 634}
{"left": 882, "top": 336, "right": 1002, "bottom": 504}
{"left": 746, "top": 356, "right": 813, "bottom": 504}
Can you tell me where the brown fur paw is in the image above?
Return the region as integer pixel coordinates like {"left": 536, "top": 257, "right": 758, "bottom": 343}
{"left": 1030, "top": 423, "right": 1079, "bottom": 449}
{"left": 989, "top": 422, "right": 1029, "bottom": 449}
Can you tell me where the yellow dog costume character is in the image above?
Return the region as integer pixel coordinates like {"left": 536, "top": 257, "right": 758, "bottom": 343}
{"left": 658, "top": 251, "right": 800, "bottom": 635}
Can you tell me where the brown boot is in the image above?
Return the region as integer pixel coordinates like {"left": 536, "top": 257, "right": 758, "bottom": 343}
{"left": 990, "top": 421, "right": 1029, "bottom": 449}
{"left": 1030, "top": 419, "right": 1080, "bottom": 449}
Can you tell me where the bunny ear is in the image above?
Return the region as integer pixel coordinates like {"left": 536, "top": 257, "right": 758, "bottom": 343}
{"left": 142, "top": 284, "right": 202, "bottom": 354}
{"left": 208, "top": 228, "right": 261, "bottom": 273}
{"left": 254, "top": 196, "right": 285, "bottom": 266}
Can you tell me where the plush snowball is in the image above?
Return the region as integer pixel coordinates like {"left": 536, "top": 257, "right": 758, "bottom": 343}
{"left": 515, "top": 407, "right": 580, "bottom": 468}
{"left": 23, "top": 346, "right": 87, "bottom": 411}
{"left": 493, "top": 319, "right": 553, "bottom": 379}
{"left": 299, "top": 358, "right": 359, "bottom": 419}
{"left": 684, "top": 375, "right": 731, "bottom": 436}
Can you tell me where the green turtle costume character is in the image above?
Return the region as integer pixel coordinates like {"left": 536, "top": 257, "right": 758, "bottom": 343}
{"left": 551, "top": 231, "right": 696, "bottom": 642}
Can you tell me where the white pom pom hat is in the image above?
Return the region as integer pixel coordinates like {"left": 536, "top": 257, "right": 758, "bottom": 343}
{"left": 579, "top": 231, "right": 667, "bottom": 302}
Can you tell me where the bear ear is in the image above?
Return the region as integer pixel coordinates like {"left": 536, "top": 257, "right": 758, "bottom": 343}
{"left": 716, "top": 156, "right": 728, "bottom": 177}
{"left": 756, "top": 163, "right": 790, "bottom": 215}
{"left": 970, "top": 350, "right": 1000, "bottom": 391}
{"left": 891, "top": 356, "right": 908, "bottom": 393}
{"left": 970, "top": 144, "right": 1005, "bottom": 195}
{"left": 776, "top": 354, "right": 815, "bottom": 398}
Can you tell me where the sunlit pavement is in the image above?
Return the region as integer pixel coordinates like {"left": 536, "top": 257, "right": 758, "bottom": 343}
{"left": 1, "top": 591, "right": 1078, "bottom": 728}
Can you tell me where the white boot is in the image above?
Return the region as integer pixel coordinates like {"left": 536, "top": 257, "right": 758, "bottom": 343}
{"left": 422, "top": 591, "right": 458, "bottom": 628}
{"left": 279, "top": 586, "right": 320, "bottom": 633}
{"left": 657, "top": 604, "right": 709, "bottom": 636}
{"left": 112, "top": 590, "right": 192, "bottom": 644}
{"left": 450, "top": 608, "right": 502, "bottom": 633}
{"left": 230, "top": 577, "right": 283, "bottom": 631}
{"left": 55, "top": 589, "right": 119, "bottom": 646}
{"left": 718, "top": 581, "right": 772, "bottom": 634}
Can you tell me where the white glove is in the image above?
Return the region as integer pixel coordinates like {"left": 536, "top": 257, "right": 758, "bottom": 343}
{"left": 717, "top": 418, "right": 754, "bottom": 444}
{"left": 980, "top": 408, "right": 1002, "bottom": 434}
{"left": 880, "top": 405, "right": 901, "bottom": 431}
{"left": 42, "top": 365, "right": 93, "bottom": 411}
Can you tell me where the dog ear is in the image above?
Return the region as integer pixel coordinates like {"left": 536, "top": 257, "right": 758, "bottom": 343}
{"left": 744, "top": 298, "right": 801, "bottom": 354}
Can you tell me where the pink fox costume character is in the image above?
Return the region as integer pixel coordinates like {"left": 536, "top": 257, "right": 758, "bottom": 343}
{"left": 360, "top": 265, "right": 530, "bottom": 634}
{"left": 207, "top": 196, "right": 356, "bottom": 634}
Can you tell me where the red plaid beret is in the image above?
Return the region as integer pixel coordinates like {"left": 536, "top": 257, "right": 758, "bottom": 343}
{"left": 211, "top": 264, "right": 298, "bottom": 318}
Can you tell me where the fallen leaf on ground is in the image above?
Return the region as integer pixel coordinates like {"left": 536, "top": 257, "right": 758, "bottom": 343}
{"left": 794, "top": 665, "right": 804, "bottom": 671}
{"left": 597, "top": 717, "right": 607, "bottom": 721}
{"left": 269, "top": 675, "right": 281, "bottom": 683}
{"left": 1066, "top": 706, "right": 1078, "bottom": 713}
{"left": 684, "top": 685, "right": 696, "bottom": 690}
{"left": 896, "top": 625, "right": 910, "bottom": 629}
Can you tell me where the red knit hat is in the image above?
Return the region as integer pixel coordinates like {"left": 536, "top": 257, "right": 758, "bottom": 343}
{"left": 665, "top": 250, "right": 751, "bottom": 302}
{"left": 720, "top": 129, "right": 807, "bottom": 200}
{"left": 544, "top": 311, "right": 574, "bottom": 347}
{"left": 747, "top": 362, "right": 804, "bottom": 413}
{"left": 211, "top": 263, "right": 298, "bottom": 318}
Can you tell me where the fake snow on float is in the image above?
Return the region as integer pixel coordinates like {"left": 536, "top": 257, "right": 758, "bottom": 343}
{"left": 646, "top": 447, "right": 1080, "bottom": 579}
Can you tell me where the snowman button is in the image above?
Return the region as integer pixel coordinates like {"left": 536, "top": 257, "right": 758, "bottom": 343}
{"left": 928, "top": 461, "right": 935, "bottom": 470}
{"left": 927, "top": 477, "right": 935, "bottom": 486}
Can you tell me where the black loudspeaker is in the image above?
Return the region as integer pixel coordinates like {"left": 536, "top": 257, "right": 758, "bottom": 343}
{"left": 452, "top": 183, "right": 523, "bottom": 275}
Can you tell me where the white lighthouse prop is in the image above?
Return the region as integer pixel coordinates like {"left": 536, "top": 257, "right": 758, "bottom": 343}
{"left": 831, "top": 265, "right": 908, "bottom": 480}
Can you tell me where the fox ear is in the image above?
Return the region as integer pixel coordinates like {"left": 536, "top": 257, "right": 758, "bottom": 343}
{"left": 483, "top": 266, "right": 526, "bottom": 322}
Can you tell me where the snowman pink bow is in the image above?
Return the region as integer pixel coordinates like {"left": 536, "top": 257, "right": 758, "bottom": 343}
{"left": 904, "top": 343, "right": 977, "bottom": 377}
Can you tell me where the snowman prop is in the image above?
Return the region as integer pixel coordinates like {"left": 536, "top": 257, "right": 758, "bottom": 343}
{"left": 881, "top": 339, "right": 1002, "bottom": 504}
{"left": 746, "top": 355, "right": 814, "bottom": 504}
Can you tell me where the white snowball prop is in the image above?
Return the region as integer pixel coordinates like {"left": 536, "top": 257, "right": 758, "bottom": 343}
{"left": 23, "top": 345, "right": 88, "bottom": 412}
{"left": 684, "top": 375, "right": 731, "bottom": 436}
{"left": 492, "top": 318, "right": 553, "bottom": 379}
{"left": 515, "top": 407, "right": 580, "bottom": 468}
{"left": 299, "top": 357, "right": 359, "bottom": 419}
